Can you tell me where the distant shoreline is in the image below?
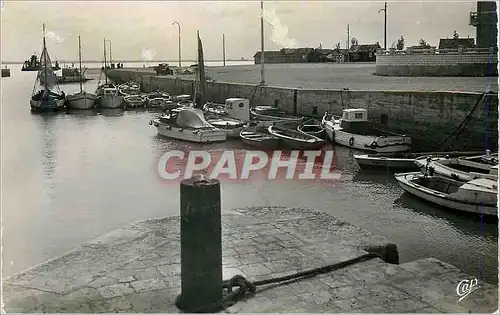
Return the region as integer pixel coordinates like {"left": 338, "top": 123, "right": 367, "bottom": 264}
{"left": 1, "top": 59, "right": 250, "bottom": 65}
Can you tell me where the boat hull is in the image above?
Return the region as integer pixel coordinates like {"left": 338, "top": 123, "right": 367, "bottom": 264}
{"left": 67, "top": 92, "right": 97, "bottom": 109}
{"left": 99, "top": 95, "right": 124, "bottom": 109}
{"left": 124, "top": 96, "right": 147, "bottom": 108}
{"left": 415, "top": 158, "right": 498, "bottom": 182}
{"left": 395, "top": 172, "right": 498, "bottom": 216}
{"left": 30, "top": 97, "right": 65, "bottom": 112}
{"left": 151, "top": 120, "right": 227, "bottom": 143}
{"left": 240, "top": 127, "right": 281, "bottom": 149}
{"left": 354, "top": 155, "right": 420, "bottom": 170}
{"left": 268, "top": 125, "right": 325, "bottom": 150}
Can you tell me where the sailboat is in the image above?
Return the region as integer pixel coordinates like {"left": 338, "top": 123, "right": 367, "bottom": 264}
{"left": 30, "top": 24, "right": 65, "bottom": 112}
{"left": 66, "top": 36, "right": 96, "bottom": 109}
{"left": 95, "top": 38, "right": 123, "bottom": 108}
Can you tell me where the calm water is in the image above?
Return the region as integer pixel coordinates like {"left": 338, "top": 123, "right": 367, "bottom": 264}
{"left": 1, "top": 64, "right": 498, "bottom": 286}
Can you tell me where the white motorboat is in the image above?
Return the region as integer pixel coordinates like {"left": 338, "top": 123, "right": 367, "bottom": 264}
{"left": 149, "top": 107, "right": 227, "bottom": 143}
{"left": 204, "top": 98, "right": 251, "bottom": 122}
{"left": 123, "top": 94, "right": 147, "bottom": 108}
{"left": 30, "top": 24, "right": 65, "bottom": 112}
{"left": 395, "top": 172, "right": 498, "bottom": 216}
{"left": 415, "top": 151, "right": 499, "bottom": 182}
{"left": 67, "top": 35, "right": 96, "bottom": 110}
{"left": 322, "top": 109, "right": 412, "bottom": 153}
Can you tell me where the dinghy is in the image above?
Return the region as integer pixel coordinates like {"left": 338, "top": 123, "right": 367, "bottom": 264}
{"left": 322, "top": 109, "right": 412, "bottom": 153}
{"left": 354, "top": 151, "right": 486, "bottom": 171}
{"left": 30, "top": 24, "right": 65, "bottom": 112}
{"left": 415, "top": 151, "right": 499, "bottom": 182}
{"left": 149, "top": 107, "right": 227, "bottom": 143}
{"left": 297, "top": 118, "right": 325, "bottom": 138}
{"left": 268, "top": 124, "right": 325, "bottom": 150}
{"left": 118, "top": 81, "right": 140, "bottom": 96}
{"left": 123, "top": 94, "right": 147, "bottom": 108}
{"left": 240, "top": 125, "right": 281, "bottom": 149}
{"left": 66, "top": 35, "right": 96, "bottom": 109}
{"left": 251, "top": 106, "right": 304, "bottom": 127}
{"left": 395, "top": 172, "right": 498, "bottom": 216}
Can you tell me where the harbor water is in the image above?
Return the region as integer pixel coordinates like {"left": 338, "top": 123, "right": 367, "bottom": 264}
{"left": 2, "top": 63, "right": 498, "bottom": 285}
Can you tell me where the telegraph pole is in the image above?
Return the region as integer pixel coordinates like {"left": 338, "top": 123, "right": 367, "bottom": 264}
{"left": 260, "top": 0, "right": 265, "bottom": 85}
{"left": 222, "top": 34, "right": 226, "bottom": 67}
{"left": 347, "top": 24, "right": 350, "bottom": 62}
{"left": 378, "top": 2, "right": 387, "bottom": 50}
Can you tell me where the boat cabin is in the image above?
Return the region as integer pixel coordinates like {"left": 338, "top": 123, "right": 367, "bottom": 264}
{"left": 341, "top": 109, "right": 368, "bottom": 122}
{"left": 224, "top": 98, "right": 250, "bottom": 122}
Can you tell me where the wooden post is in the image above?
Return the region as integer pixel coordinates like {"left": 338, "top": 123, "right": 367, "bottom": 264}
{"left": 176, "top": 175, "right": 223, "bottom": 313}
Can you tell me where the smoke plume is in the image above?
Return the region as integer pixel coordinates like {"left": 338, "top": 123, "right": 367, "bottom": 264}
{"left": 261, "top": 4, "right": 299, "bottom": 48}
{"left": 141, "top": 48, "right": 156, "bottom": 61}
{"left": 46, "top": 31, "right": 64, "bottom": 43}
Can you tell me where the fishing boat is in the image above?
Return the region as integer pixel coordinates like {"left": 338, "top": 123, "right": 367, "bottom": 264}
{"left": 268, "top": 124, "right": 325, "bottom": 150}
{"left": 206, "top": 116, "right": 248, "bottom": 139}
{"left": 204, "top": 98, "right": 251, "bottom": 122}
{"left": 149, "top": 107, "right": 227, "bottom": 143}
{"left": 95, "top": 39, "right": 123, "bottom": 109}
{"left": 395, "top": 172, "right": 498, "bottom": 216}
{"left": 22, "top": 54, "right": 41, "bottom": 71}
{"left": 66, "top": 36, "right": 96, "bottom": 110}
{"left": 30, "top": 24, "right": 66, "bottom": 112}
{"left": 353, "top": 151, "right": 486, "bottom": 171}
{"left": 123, "top": 94, "right": 147, "bottom": 108}
{"left": 240, "top": 125, "right": 281, "bottom": 149}
{"left": 322, "top": 109, "right": 412, "bottom": 153}
{"left": 297, "top": 118, "right": 325, "bottom": 138}
{"left": 118, "top": 81, "right": 140, "bottom": 96}
{"left": 250, "top": 106, "right": 304, "bottom": 127}
{"left": 415, "top": 151, "right": 499, "bottom": 182}
{"left": 57, "top": 67, "right": 92, "bottom": 84}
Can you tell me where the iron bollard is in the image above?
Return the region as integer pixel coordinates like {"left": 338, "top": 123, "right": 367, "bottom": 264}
{"left": 176, "top": 175, "right": 223, "bottom": 313}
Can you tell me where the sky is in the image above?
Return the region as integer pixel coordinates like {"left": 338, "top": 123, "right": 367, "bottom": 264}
{"left": 1, "top": 1, "right": 479, "bottom": 62}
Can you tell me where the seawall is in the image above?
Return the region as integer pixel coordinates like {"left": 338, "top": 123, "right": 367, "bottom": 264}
{"left": 376, "top": 48, "right": 498, "bottom": 77}
{"left": 107, "top": 69, "right": 498, "bottom": 151}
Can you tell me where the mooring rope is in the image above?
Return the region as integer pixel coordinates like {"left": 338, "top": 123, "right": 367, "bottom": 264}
{"left": 176, "top": 252, "right": 383, "bottom": 312}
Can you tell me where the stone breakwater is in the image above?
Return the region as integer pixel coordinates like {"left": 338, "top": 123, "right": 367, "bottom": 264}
{"left": 3, "top": 207, "right": 498, "bottom": 313}
{"left": 107, "top": 69, "right": 498, "bottom": 151}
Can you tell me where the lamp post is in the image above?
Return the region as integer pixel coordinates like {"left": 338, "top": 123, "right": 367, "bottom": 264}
{"left": 172, "top": 21, "right": 181, "bottom": 69}
{"left": 105, "top": 39, "right": 112, "bottom": 67}
{"left": 378, "top": 2, "right": 387, "bottom": 50}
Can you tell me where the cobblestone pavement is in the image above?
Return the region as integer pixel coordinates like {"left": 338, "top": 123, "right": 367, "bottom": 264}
{"left": 3, "top": 207, "right": 498, "bottom": 313}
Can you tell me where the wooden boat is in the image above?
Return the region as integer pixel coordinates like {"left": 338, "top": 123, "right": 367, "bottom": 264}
{"left": 415, "top": 151, "right": 499, "bottom": 182}
{"left": 147, "top": 96, "right": 175, "bottom": 109}
{"left": 250, "top": 106, "right": 304, "bottom": 127}
{"left": 118, "top": 81, "right": 140, "bottom": 96}
{"left": 297, "top": 118, "right": 325, "bottom": 138}
{"left": 123, "top": 94, "right": 147, "bottom": 108}
{"left": 30, "top": 24, "right": 65, "bottom": 112}
{"left": 172, "top": 94, "right": 192, "bottom": 102}
{"left": 177, "top": 100, "right": 194, "bottom": 108}
{"left": 395, "top": 172, "right": 498, "bottom": 216}
{"left": 322, "top": 109, "right": 412, "bottom": 153}
{"left": 22, "top": 54, "right": 41, "bottom": 71}
{"left": 149, "top": 108, "right": 227, "bottom": 143}
{"left": 67, "top": 36, "right": 96, "bottom": 110}
{"left": 204, "top": 98, "right": 251, "bottom": 122}
{"left": 95, "top": 40, "right": 123, "bottom": 109}
{"left": 353, "top": 151, "right": 486, "bottom": 171}
{"left": 268, "top": 124, "right": 325, "bottom": 150}
{"left": 240, "top": 125, "right": 281, "bottom": 149}
{"left": 206, "top": 116, "right": 247, "bottom": 139}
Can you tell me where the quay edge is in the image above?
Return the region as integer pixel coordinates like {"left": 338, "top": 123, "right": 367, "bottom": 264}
{"left": 107, "top": 69, "right": 498, "bottom": 152}
{"left": 2, "top": 206, "right": 498, "bottom": 313}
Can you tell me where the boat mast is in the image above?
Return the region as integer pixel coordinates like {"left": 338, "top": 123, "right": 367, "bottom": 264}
{"left": 103, "top": 38, "right": 108, "bottom": 84}
{"left": 78, "top": 35, "right": 83, "bottom": 93}
{"left": 43, "top": 23, "right": 48, "bottom": 91}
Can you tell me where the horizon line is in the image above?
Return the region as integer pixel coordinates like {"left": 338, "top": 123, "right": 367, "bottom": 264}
{"left": 2, "top": 59, "right": 251, "bottom": 65}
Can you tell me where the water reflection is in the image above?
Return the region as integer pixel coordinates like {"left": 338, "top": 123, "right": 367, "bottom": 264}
{"left": 352, "top": 169, "right": 400, "bottom": 186}
{"left": 99, "top": 108, "right": 124, "bottom": 117}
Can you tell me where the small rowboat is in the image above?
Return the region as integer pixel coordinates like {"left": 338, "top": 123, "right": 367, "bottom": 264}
{"left": 297, "top": 118, "right": 325, "bottom": 138}
{"left": 240, "top": 126, "right": 281, "bottom": 149}
{"left": 123, "top": 94, "right": 147, "bottom": 108}
{"left": 268, "top": 124, "right": 325, "bottom": 150}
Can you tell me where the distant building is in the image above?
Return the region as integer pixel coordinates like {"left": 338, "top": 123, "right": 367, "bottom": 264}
{"left": 438, "top": 38, "right": 475, "bottom": 49}
{"left": 253, "top": 48, "right": 313, "bottom": 64}
{"left": 470, "top": 1, "right": 498, "bottom": 48}
{"left": 330, "top": 49, "right": 349, "bottom": 62}
{"left": 348, "top": 43, "right": 381, "bottom": 62}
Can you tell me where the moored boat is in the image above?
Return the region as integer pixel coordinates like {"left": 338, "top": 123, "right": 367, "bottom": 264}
{"left": 250, "top": 106, "right": 304, "bottom": 127}
{"left": 240, "top": 125, "right": 281, "bottom": 149}
{"left": 147, "top": 96, "right": 175, "bottom": 109}
{"left": 206, "top": 116, "right": 247, "bottom": 139}
{"left": 172, "top": 94, "right": 192, "bottom": 102}
{"left": 95, "top": 39, "right": 123, "bottom": 109}
{"left": 322, "top": 109, "right": 412, "bottom": 153}
{"left": 67, "top": 35, "right": 96, "bottom": 110}
{"left": 353, "top": 151, "right": 486, "bottom": 171}
{"left": 123, "top": 94, "right": 147, "bottom": 108}
{"left": 415, "top": 151, "right": 499, "bottom": 182}
{"left": 118, "top": 81, "right": 140, "bottom": 96}
{"left": 30, "top": 24, "right": 65, "bottom": 112}
{"left": 297, "top": 118, "right": 325, "bottom": 138}
{"left": 395, "top": 171, "right": 498, "bottom": 216}
{"left": 149, "top": 107, "right": 227, "bottom": 143}
{"left": 268, "top": 124, "right": 325, "bottom": 150}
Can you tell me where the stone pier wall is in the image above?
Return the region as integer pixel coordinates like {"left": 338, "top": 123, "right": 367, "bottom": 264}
{"left": 108, "top": 69, "right": 498, "bottom": 151}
